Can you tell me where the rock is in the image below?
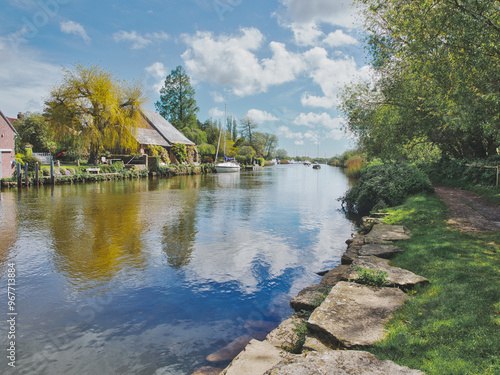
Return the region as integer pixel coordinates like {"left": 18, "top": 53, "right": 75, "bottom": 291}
{"left": 264, "top": 350, "right": 424, "bottom": 374}
{"left": 206, "top": 335, "right": 253, "bottom": 362}
{"left": 191, "top": 366, "right": 223, "bottom": 375}
{"left": 220, "top": 339, "right": 284, "bottom": 375}
{"left": 340, "top": 249, "right": 358, "bottom": 265}
{"left": 347, "top": 256, "right": 429, "bottom": 290}
{"left": 364, "top": 224, "right": 411, "bottom": 243}
{"left": 302, "top": 330, "right": 335, "bottom": 353}
{"left": 290, "top": 284, "right": 328, "bottom": 312}
{"left": 341, "top": 234, "right": 366, "bottom": 264}
{"left": 265, "top": 316, "right": 303, "bottom": 349}
{"left": 358, "top": 243, "right": 404, "bottom": 258}
{"left": 319, "top": 265, "right": 350, "bottom": 288}
{"left": 307, "top": 281, "right": 409, "bottom": 347}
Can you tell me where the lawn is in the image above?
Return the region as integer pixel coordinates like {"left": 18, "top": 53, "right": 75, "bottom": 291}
{"left": 367, "top": 194, "right": 500, "bottom": 374}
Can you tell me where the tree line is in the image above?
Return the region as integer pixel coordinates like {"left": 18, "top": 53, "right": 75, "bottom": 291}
{"left": 14, "top": 64, "right": 284, "bottom": 164}
{"left": 341, "top": 0, "right": 500, "bottom": 161}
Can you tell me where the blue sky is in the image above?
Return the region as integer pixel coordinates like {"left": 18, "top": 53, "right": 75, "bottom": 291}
{"left": 0, "top": 0, "right": 371, "bottom": 157}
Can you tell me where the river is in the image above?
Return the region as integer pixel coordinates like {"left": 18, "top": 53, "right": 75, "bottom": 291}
{"left": 0, "top": 164, "right": 354, "bottom": 374}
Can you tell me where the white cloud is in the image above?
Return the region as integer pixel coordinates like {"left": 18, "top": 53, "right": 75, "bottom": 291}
{"left": 294, "top": 140, "right": 304, "bottom": 145}
{"left": 0, "top": 38, "right": 61, "bottom": 115}
{"left": 246, "top": 109, "right": 279, "bottom": 123}
{"left": 293, "top": 112, "right": 343, "bottom": 129}
{"left": 278, "top": 0, "right": 357, "bottom": 28}
{"left": 145, "top": 62, "right": 167, "bottom": 92}
{"left": 209, "top": 107, "right": 224, "bottom": 118}
{"left": 182, "top": 28, "right": 306, "bottom": 97}
{"left": 60, "top": 21, "right": 91, "bottom": 44}
{"left": 304, "top": 130, "right": 320, "bottom": 144}
{"left": 113, "top": 30, "right": 169, "bottom": 50}
{"left": 323, "top": 30, "right": 358, "bottom": 47}
{"left": 211, "top": 92, "right": 225, "bottom": 103}
{"left": 301, "top": 47, "right": 371, "bottom": 108}
{"left": 289, "top": 23, "right": 323, "bottom": 47}
{"left": 277, "top": 125, "right": 303, "bottom": 140}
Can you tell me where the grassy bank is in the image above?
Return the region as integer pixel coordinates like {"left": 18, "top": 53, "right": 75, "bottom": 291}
{"left": 368, "top": 194, "right": 500, "bottom": 374}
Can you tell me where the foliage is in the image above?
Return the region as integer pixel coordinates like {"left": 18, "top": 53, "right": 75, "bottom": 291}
{"left": 197, "top": 143, "right": 216, "bottom": 158}
{"left": 366, "top": 194, "right": 500, "bottom": 374}
{"left": 343, "top": 0, "right": 500, "bottom": 160}
{"left": 254, "top": 157, "right": 265, "bottom": 167}
{"left": 14, "top": 113, "right": 54, "bottom": 152}
{"left": 172, "top": 143, "right": 187, "bottom": 163}
{"left": 19, "top": 155, "right": 41, "bottom": 172}
{"left": 181, "top": 127, "right": 207, "bottom": 145}
{"left": 344, "top": 156, "right": 365, "bottom": 178}
{"left": 45, "top": 64, "right": 145, "bottom": 164}
{"left": 354, "top": 266, "right": 389, "bottom": 287}
{"left": 342, "top": 162, "right": 434, "bottom": 215}
{"left": 149, "top": 145, "right": 170, "bottom": 164}
{"left": 155, "top": 65, "right": 199, "bottom": 129}
{"left": 239, "top": 115, "right": 258, "bottom": 145}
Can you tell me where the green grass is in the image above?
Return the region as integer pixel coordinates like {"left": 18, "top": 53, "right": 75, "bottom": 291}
{"left": 366, "top": 194, "right": 500, "bottom": 374}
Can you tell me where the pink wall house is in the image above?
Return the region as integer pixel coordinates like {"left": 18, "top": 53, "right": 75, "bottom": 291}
{"left": 0, "top": 110, "right": 18, "bottom": 179}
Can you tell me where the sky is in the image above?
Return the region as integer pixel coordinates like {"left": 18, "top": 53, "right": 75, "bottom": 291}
{"left": 0, "top": 0, "right": 371, "bottom": 157}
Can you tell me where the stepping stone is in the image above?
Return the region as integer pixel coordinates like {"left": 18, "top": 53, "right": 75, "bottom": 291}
{"left": 264, "top": 350, "right": 424, "bottom": 374}
{"left": 319, "top": 265, "right": 350, "bottom": 288}
{"left": 191, "top": 366, "right": 223, "bottom": 375}
{"left": 364, "top": 224, "right": 411, "bottom": 243}
{"left": 265, "top": 316, "right": 303, "bottom": 350}
{"left": 290, "top": 284, "right": 329, "bottom": 312}
{"left": 347, "top": 256, "right": 429, "bottom": 289}
{"left": 358, "top": 243, "right": 404, "bottom": 258}
{"left": 206, "top": 335, "right": 253, "bottom": 362}
{"left": 308, "top": 282, "right": 409, "bottom": 347}
{"left": 220, "top": 339, "right": 284, "bottom": 375}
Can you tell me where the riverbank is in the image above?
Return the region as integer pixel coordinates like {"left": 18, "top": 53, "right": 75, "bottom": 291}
{"left": 202, "top": 191, "right": 500, "bottom": 374}
{"left": 0, "top": 163, "right": 216, "bottom": 188}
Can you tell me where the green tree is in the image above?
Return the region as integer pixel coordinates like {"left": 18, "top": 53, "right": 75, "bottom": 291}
{"left": 239, "top": 115, "right": 258, "bottom": 145}
{"left": 14, "top": 113, "right": 54, "bottom": 152}
{"left": 343, "top": 0, "right": 500, "bottom": 160}
{"left": 155, "top": 65, "right": 199, "bottom": 130}
{"left": 45, "top": 64, "right": 145, "bottom": 164}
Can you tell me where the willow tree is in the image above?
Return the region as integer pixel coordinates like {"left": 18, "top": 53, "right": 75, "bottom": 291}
{"left": 45, "top": 64, "right": 146, "bottom": 164}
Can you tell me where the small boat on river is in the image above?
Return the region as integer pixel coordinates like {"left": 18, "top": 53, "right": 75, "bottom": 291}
{"left": 215, "top": 103, "right": 240, "bottom": 173}
{"left": 312, "top": 163, "right": 321, "bottom": 170}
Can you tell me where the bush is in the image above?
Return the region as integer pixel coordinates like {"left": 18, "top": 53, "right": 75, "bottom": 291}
{"left": 172, "top": 143, "right": 187, "bottom": 163}
{"left": 420, "top": 158, "right": 499, "bottom": 187}
{"left": 254, "top": 157, "right": 265, "bottom": 167}
{"left": 342, "top": 162, "right": 434, "bottom": 215}
{"left": 20, "top": 155, "right": 41, "bottom": 172}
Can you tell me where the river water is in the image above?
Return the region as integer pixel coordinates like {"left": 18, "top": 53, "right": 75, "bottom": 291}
{"left": 0, "top": 164, "right": 354, "bottom": 374}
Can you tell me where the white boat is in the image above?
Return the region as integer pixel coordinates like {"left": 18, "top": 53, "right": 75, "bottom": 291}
{"left": 215, "top": 161, "right": 240, "bottom": 173}
{"left": 215, "top": 103, "right": 240, "bottom": 173}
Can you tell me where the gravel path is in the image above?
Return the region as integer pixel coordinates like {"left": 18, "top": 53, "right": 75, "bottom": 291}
{"left": 434, "top": 184, "right": 500, "bottom": 233}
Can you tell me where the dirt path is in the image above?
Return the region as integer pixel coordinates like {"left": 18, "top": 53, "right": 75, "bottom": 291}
{"left": 433, "top": 184, "right": 500, "bottom": 233}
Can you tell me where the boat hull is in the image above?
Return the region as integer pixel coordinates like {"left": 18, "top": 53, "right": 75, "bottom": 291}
{"left": 215, "top": 162, "right": 240, "bottom": 173}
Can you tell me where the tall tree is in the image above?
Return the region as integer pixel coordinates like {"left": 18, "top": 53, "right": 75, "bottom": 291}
{"left": 14, "top": 113, "right": 54, "bottom": 152}
{"left": 45, "top": 64, "right": 145, "bottom": 164}
{"left": 342, "top": 0, "right": 500, "bottom": 160}
{"left": 239, "top": 115, "right": 258, "bottom": 145}
{"left": 155, "top": 65, "right": 199, "bottom": 130}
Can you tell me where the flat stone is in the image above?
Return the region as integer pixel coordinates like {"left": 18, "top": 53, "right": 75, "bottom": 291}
{"left": 307, "top": 281, "right": 409, "bottom": 347}
{"left": 302, "top": 330, "right": 336, "bottom": 353}
{"left": 206, "top": 335, "right": 253, "bottom": 362}
{"left": 264, "top": 350, "right": 424, "bottom": 374}
{"left": 319, "top": 265, "right": 350, "bottom": 288}
{"left": 220, "top": 339, "right": 284, "bottom": 375}
{"left": 191, "top": 366, "right": 224, "bottom": 375}
{"left": 290, "top": 284, "right": 328, "bottom": 312}
{"left": 265, "top": 316, "right": 303, "bottom": 349}
{"left": 358, "top": 243, "right": 404, "bottom": 259}
{"left": 364, "top": 224, "right": 410, "bottom": 243}
{"left": 347, "top": 256, "right": 429, "bottom": 289}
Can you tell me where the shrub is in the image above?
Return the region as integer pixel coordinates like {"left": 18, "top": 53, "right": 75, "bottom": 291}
{"left": 354, "top": 266, "right": 389, "bottom": 287}
{"left": 254, "top": 157, "right": 265, "bottom": 167}
{"left": 342, "top": 162, "right": 433, "bottom": 215}
{"left": 172, "top": 143, "right": 187, "bottom": 163}
{"left": 21, "top": 155, "right": 41, "bottom": 172}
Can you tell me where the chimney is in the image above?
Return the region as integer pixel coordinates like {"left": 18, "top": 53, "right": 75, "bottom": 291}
{"left": 17, "top": 112, "right": 23, "bottom": 120}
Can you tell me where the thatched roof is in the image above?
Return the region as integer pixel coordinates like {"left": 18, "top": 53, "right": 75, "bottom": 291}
{"left": 140, "top": 110, "right": 195, "bottom": 146}
{"left": 134, "top": 128, "right": 169, "bottom": 147}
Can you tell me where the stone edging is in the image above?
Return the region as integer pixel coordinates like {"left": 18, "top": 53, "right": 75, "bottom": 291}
{"left": 195, "top": 222, "right": 429, "bottom": 375}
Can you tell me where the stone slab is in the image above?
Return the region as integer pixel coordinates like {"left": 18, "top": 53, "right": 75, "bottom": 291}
{"left": 290, "top": 284, "right": 328, "bottom": 312}
{"left": 358, "top": 243, "right": 404, "bottom": 259}
{"left": 307, "top": 281, "right": 409, "bottom": 347}
{"left": 264, "top": 350, "right": 424, "bottom": 374}
{"left": 364, "top": 224, "right": 411, "bottom": 243}
{"left": 319, "top": 265, "right": 350, "bottom": 288}
{"left": 347, "top": 256, "right": 429, "bottom": 289}
{"left": 206, "top": 335, "right": 253, "bottom": 362}
{"left": 265, "top": 316, "right": 303, "bottom": 349}
{"left": 191, "top": 366, "right": 223, "bottom": 375}
{"left": 220, "top": 339, "right": 284, "bottom": 375}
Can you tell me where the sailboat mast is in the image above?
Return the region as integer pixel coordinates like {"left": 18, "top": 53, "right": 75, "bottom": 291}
{"left": 223, "top": 102, "right": 227, "bottom": 159}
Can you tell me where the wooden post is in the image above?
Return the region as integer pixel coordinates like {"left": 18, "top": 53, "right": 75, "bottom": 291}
{"left": 24, "top": 162, "right": 29, "bottom": 186}
{"left": 35, "top": 162, "right": 39, "bottom": 186}
{"left": 50, "top": 159, "right": 55, "bottom": 185}
{"left": 16, "top": 162, "right": 22, "bottom": 187}
{"left": 57, "top": 160, "right": 60, "bottom": 168}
